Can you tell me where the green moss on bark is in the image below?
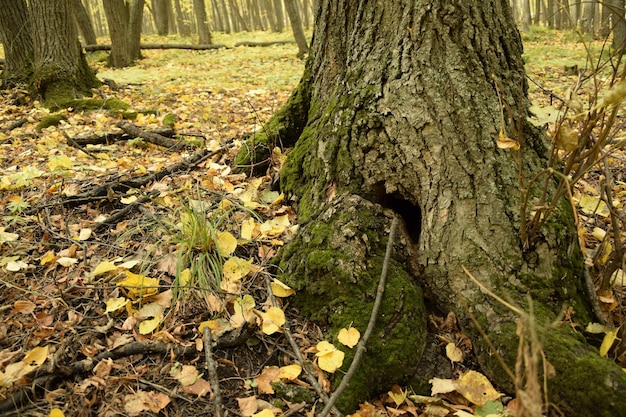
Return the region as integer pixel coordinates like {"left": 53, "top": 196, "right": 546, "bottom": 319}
{"left": 275, "top": 195, "right": 426, "bottom": 412}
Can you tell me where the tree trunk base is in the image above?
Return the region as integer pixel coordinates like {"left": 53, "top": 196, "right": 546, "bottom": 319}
{"left": 275, "top": 194, "right": 427, "bottom": 412}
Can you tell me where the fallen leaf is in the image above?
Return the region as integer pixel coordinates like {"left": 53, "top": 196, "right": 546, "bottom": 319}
{"left": 270, "top": 279, "right": 295, "bottom": 297}
{"left": 123, "top": 390, "right": 170, "bottom": 416}
{"left": 216, "top": 231, "right": 238, "bottom": 256}
{"left": 455, "top": 370, "right": 502, "bottom": 406}
{"left": 315, "top": 341, "right": 344, "bottom": 373}
{"left": 260, "top": 307, "right": 285, "bottom": 335}
{"left": 255, "top": 366, "right": 281, "bottom": 394}
{"left": 238, "top": 395, "right": 259, "bottom": 416}
{"left": 93, "top": 261, "right": 117, "bottom": 276}
{"left": 182, "top": 378, "right": 212, "bottom": 397}
{"left": 445, "top": 342, "right": 464, "bottom": 363}
{"left": 338, "top": 327, "right": 360, "bottom": 348}
{"left": 170, "top": 364, "right": 200, "bottom": 386}
{"left": 600, "top": 327, "right": 620, "bottom": 357}
{"left": 279, "top": 364, "right": 302, "bottom": 381}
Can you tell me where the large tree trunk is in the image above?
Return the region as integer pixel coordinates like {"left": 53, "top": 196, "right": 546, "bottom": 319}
{"left": 30, "top": 0, "right": 99, "bottom": 105}
{"left": 239, "top": 0, "right": 626, "bottom": 414}
{"left": 0, "top": 0, "right": 34, "bottom": 83}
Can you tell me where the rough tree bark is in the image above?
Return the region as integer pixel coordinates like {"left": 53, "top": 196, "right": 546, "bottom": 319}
{"left": 30, "top": 0, "right": 100, "bottom": 105}
{"left": 0, "top": 0, "right": 34, "bottom": 83}
{"left": 238, "top": 0, "right": 626, "bottom": 414}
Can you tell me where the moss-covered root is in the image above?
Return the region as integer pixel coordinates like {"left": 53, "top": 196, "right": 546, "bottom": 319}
{"left": 234, "top": 70, "right": 311, "bottom": 175}
{"left": 484, "top": 326, "right": 626, "bottom": 417}
{"left": 275, "top": 194, "right": 427, "bottom": 412}
{"left": 544, "top": 327, "right": 626, "bottom": 417}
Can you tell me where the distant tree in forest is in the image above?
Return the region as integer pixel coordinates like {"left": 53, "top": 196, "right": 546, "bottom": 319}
{"left": 103, "top": 0, "right": 146, "bottom": 67}
{"left": 0, "top": 0, "right": 99, "bottom": 105}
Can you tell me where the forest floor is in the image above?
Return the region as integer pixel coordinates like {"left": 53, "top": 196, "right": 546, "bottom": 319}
{"left": 0, "top": 28, "right": 625, "bottom": 417}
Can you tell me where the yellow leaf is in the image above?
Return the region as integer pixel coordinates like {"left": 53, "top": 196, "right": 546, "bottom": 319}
{"left": 259, "top": 215, "right": 290, "bottom": 238}
{"left": 241, "top": 218, "right": 259, "bottom": 240}
{"left": 216, "top": 231, "right": 238, "bottom": 256}
{"left": 23, "top": 345, "right": 49, "bottom": 367}
{"left": 179, "top": 268, "right": 191, "bottom": 286}
{"left": 50, "top": 408, "right": 65, "bottom": 417}
{"left": 105, "top": 297, "right": 129, "bottom": 313}
{"left": 120, "top": 196, "right": 137, "bottom": 204}
{"left": 270, "top": 279, "right": 295, "bottom": 297}
{"left": 496, "top": 128, "right": 520, "bottom": 150}
{"left": 338, "top": 327, "right": 360, "bottom": 348}
{"left": 40, "top": 251, "right": 56, "bottom": 265}
{"left": 260, "top": 307, "right": 285, "bottom": 335}
{"left": 222, "top": 257, "right": 253, "bottom": 282}
{"left": 48, "top": 154, "right": 73, "bottom": 171}
{"left": 252, "top": 409, "right": 275, "bottom": 417}
{"left": 592, "top": 227, "right": 606, "bottom": 241}
{"left": 198, "top": 318, "right": 232, "bottom": 337}
{"left": 600, "top": 78, "right": 626, "bottom": 108}
{"left": 600, "top": 328, "right": 620, "bottom": 357}
{"left": 579, "top": 195, "right": 610, "bottom": 217}
{"left": 388, "top": 385, "right": 407, "bottom": 406}
{"left": 139, "top": 316, "right": 162, "bottom": 334}
{"left": 93, "top": 261, "right": 117, "bottom": 276}
{"left": 234, "top": 294, "right": 256, "bottom": 314}
{"left": 117, "top": 271, "right": 159, "bottom": 298}
{"left": 278, "top": 364, "right": 302, "bottom": 381}
{"left": 315, "top": 341, "right": 344, "bottom": 373}
{"left": 454, "top": 370, "right": 501, "bottom": 406}
{"left": 445, "top": 342, "right": 464, "bottom": 363}
{"left": 555, "top": 125, "right": 578, "bottom": 151}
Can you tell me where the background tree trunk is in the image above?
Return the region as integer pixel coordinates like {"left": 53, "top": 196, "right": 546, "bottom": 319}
{"left": 72, "top": 0, "right": 97, "bottom": 45}
{"left": 173, "top": 0, "right": 191, "bottom": 36}
{"left": 152, "top": 0, "right": 169, "bottom": 35}
{"left": 272, "top": 0, "right": 284, "bottom": 31}
{"left": 610, "top": 0, "right": 626, "bottom": 53}
{"left": 241, "top": 0, "right": 626, "bottom": 413}
{"left": 30, "top": 0, "right": 99, "bottom": 103}
{"left": 0, "top": 0, "right": 34, "bottom": 83}
{"left": 284, "top": 0, "right": 307, "bottom": 58}
{"left": 103, "top": 0, "right": 144, "bottom": 68}
{"left": 193, "top": 0, "right": 212, "bottom": 44}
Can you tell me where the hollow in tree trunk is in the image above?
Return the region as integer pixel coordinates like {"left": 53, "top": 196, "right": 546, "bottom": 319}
{"left": 243, "top": 0, "right": 626, "bottom": 414}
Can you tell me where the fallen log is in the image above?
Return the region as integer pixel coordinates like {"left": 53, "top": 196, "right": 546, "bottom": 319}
{"left": 115, "top": 120, "right": 190, "bottom": 151}
{"left": 71, "top": 127, "right": 175, "bottom": 146}
{"left": 234, "top": 41, "right": 295, "bottom": 47}
{"left": 84, "top": 43, "right": 227, "bottom": 51}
